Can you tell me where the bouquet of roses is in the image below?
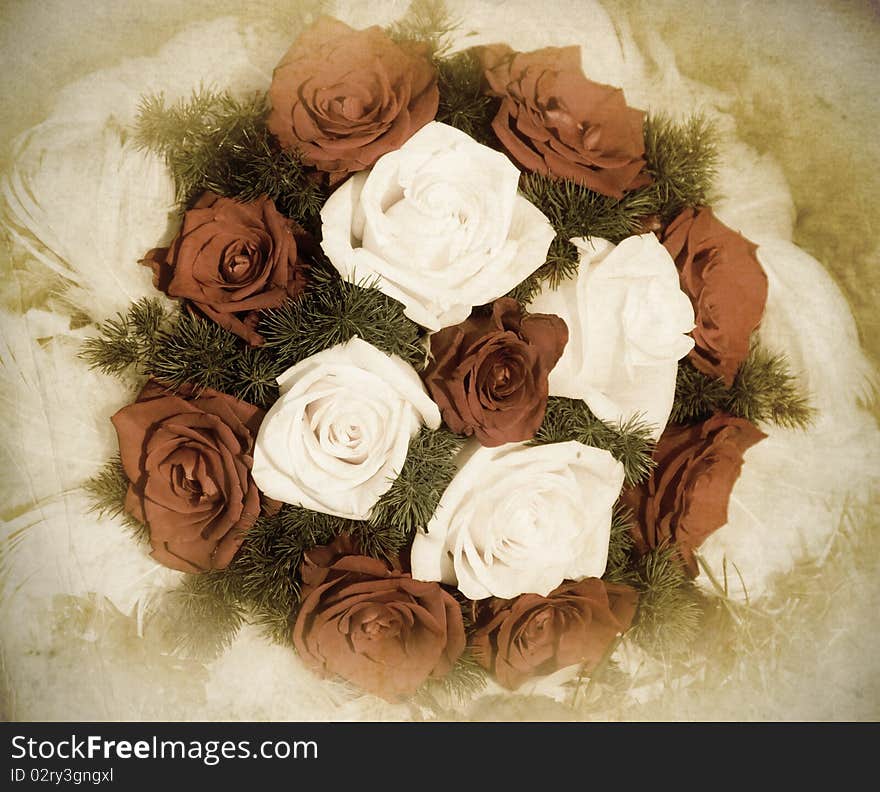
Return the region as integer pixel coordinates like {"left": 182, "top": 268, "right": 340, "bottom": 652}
{"left": 73, "top": 1, "right": 816, "bottom": 706}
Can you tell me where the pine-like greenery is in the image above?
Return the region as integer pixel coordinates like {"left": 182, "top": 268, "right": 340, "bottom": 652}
{"left": 642, "top": 113, "right": 719, "bottom": 222}
{"left": 435, "top": 50, "right": 499, "bottom": 148}
{"left": 603, "top": 503, "right": 638, "bottom": 584}
{"left": 392, "top": 3, "right": 499, "bottom": 146}
{"left": 603, "top": 504, "right": 704, "bottom": 656}
{"left": 533, "top": 397, "right": 656, "bottom": 485}
{"left": 628, "top": 545, "right": 705, "bottom": 657}
{"left": 79, "top": 267, "right": 424, "bottom": 410}
{"left": 79, "top": 298, "right": 282, "bottom": 408}
{"left": 141, "top": 507, "right": 338, "bottom": 657}
{"left": 387, "top": 0, "right": 458, "bottom": 57}
{"left": 78, "top": 298, "right": 173, "bottom": 378}
{"left": 727, "top": 346, "right": 814, "bottom": 428}
{"left": 509, "top": 113, "right": 719, "bottom": 304}
{"left": 135, "top": 89, "right": 326, "bottom": 231}
{"left": 510, "top": 175, "right": 657, "bottom": 302}
{"left": 259, "top": 257, "right": 426, "bottom": 371}
{"left": 367, "top": 426, "right": 465, "bottom": 540}
{"left": 148, "top": 308, "right": 244, "bottom": 394}
{"left": 82, "top": 456, "right": 150, "bottom": 544}
{"left": 146, "top": 574, "right": 246, "bottom": 658}
{"left": 671, "top": 344, "right": 814, "bottom": 429}
{"left": 414, "top": 650, "right": 489, "bottom": 710}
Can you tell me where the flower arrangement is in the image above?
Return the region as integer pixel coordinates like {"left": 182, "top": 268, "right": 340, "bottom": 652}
{"left": 76, "top": 0, "right": 820, "bottom": 706}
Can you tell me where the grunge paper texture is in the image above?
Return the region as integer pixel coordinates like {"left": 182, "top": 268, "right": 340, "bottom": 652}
{"left": 1, "top": 0, "right": 878, "bottom": 721}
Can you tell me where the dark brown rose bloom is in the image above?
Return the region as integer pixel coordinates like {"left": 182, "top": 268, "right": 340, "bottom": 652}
{"left": 622, "top": 413, "right": 767, "bottom": 577}
{"left": 292, "top": 535, "right": 466, "bottom": 700}
{"left": 479, "top": 44, "right": 650, "bottom": 198}
{"left": 661, "top": 207, "right": 769, "bottom": 386}
{"left": 471, "top": 579, "right": 638, "bottom": 690}
{"left": 111, "top": 379, "right": 264, "bottom": 573}
{"left": 143, "top": 192, "right": 308, "bottom": 347}
{"left": 267, "top": 16, "right": 439, "bottom": 184}
{"left": 423, "top": 298, "right": 568, "bottom": 447}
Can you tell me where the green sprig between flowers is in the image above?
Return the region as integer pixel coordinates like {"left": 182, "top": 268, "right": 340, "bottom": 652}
{"left": 435, "top": 50, "right": 500, "bottom": 147}
{"left": 671, "top": 343, "right": 815, "bottom": 429}
{"left": 78, "top": 262, "right": 424, "bottom": 410}
{"left": 258, "top": 256, "right": 426, "bottom": 371}
{"left": 82, "top": 455, "right": 150, "bottom": 545}
{"left": 134, "top": 89, "right": 326, "bottom": 232}
{"left": 532, "top": 397, "right": 656, "bottom": 486}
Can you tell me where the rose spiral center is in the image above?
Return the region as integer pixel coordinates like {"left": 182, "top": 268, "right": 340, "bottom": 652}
{"left": 221, "top": 244, "right": 260, "bottom": 284}
{"left": 354, "top": 605, "right": 403, "bottom": 641}
{"left": 522, "top": 609, "right": 555, "bottom": 646}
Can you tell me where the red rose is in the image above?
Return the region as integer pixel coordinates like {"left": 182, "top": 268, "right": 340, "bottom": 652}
{"left": 422, "top": 298, "right": 568, "bottom": 446}
{"left": 292, "top": 536, "right": 466, "bottom": 700}
{"left": 267, "top": 16, "right": 439, "bottom": 184}
{"left": 471, "top": 579, "right": 638, "bottom": 690}
{"left": 111, "top": 379, "right": 264, "bottom": 573}
{"left": 622, "top": 413, "right": 767, "bottom": 577}
{"left": 143, "top": 192, "right": 308, "bottom": 346}
{"left": 480, "top": 44, "right": 650, "bottom": 198}
{"left": 661, "top": 207, "right": 769, "bottom": 386}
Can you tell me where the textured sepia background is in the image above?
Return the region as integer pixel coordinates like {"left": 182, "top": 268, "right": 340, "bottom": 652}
{"left": 1, "top": 0, "right": 878, "bottom": 720}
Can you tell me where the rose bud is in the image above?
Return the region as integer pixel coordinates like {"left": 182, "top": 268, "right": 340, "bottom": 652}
{"left": 111, "top": 379, "right": 264, "bottom": 573}
{"left": 267, "top": 16, "right": 439, "bottom": 184}
{"left": 479, "top": 44, "right": 651, "bottom": 198}
{"left": 422, "top": 298, "right": 568, "bottom": 446}
{"left": 661, "top": 206, "right": 769, "bottom": 386}
{"left": 471, "top": 578, "right": 638, "bottom": 690}
{"left": 292, "top": 535, "right": 466, "bottom": 701}
{"left": 142, "top": 192, "right": 308, "bottom": 347}
{"left": 622, "top": 413, "right": 767, "bottom": 577}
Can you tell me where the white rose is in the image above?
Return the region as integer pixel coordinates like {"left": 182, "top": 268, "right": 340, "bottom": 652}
{"left": 410, "top": 441, "right": 624, "bottom": 600}
{"left": 530, "top": 234, "right": 695, "bottom": 439}
{"left": 320, "top": 121, "right": 556, "bottom": 331}
{"left": 252, "top": 337, "right": 441, "bottom": 520}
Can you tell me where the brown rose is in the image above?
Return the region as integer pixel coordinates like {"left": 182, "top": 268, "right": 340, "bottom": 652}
{"left": 422, "top": 298, "right": 568, "bottom": 446}
{"left": 267, "top": 16, "right": 439, "bottom": 184}
{"left": 292, "top": 535, "right": 466, "bottom": 700}
{"left": 111, "top": 379, "right": 264, "bottom": 573}
{"left": 622, "top": 413, "right": 767, "bottom": 577}
{"left": 142, "top": 192, "right": 308, "bottom": 347}
{"left": 479, "top": 44, "right": 650, "bottom": 198}
{"left": 661, "top": 207, "right": 769, "bottom": 386}
{"left": 471, "top": 578, "right": 638, "bottom": 690}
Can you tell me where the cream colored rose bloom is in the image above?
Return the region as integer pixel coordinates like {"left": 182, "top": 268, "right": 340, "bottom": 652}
{"left": 320, "top": 121, "right": 556, "bottom": 331}
{"left": 252, "top": 337, "right": 440, "bottom": 520}
{"left": 530, "top": 234, "right": 695, "bottom": 439}
{"left": 410, "top": 441, "right": 624, "bottom": 600}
